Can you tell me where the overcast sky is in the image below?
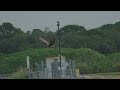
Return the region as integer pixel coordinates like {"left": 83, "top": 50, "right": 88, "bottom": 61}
{"left": 0, "top": 11, "right": 120, "bottom": 32}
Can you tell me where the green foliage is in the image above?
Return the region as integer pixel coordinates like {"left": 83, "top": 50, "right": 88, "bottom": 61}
{"left": 1, "top": 48, "right": 120, "bottom": 74}
{"left": 1, "top": 21, "right": 120, "bottom": 74}
{"left": 58, "top": 25, "right": 86, "bottom": 35}
{"left": 58, "top": 21, "right": 120, "bottom": 54}
{"left": 1, "top": 21, "right": 120, "bottom": 55}
{"left": 11, "top": 68, "right": 27, "bottom": 79}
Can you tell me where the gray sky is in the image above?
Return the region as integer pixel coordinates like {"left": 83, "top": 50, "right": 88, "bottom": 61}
{"left": 0, "top": 11, "right": 120, "bottom": 32}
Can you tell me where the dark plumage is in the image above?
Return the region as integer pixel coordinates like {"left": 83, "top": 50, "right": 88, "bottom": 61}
{"left": 39, "top": 37, "right": 56, "bottom": 48}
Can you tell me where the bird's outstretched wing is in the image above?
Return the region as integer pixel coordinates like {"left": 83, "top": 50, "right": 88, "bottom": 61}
{"left": 39, "top": 37, "right": 49, "bottom": 45}
{"left": 48, "top": 38, "right": 56, "bottom": 47}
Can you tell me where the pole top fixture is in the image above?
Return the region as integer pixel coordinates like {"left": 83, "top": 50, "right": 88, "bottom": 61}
{"left": 57, "top": 21, "right": 60, "bottom": 26}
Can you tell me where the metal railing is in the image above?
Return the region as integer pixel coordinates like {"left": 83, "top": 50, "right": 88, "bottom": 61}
{"left": 0, "top": 74, "right": 12, "bottom": 79}
{"left": 28, "top": 69, "right": 80, "bottom": 79}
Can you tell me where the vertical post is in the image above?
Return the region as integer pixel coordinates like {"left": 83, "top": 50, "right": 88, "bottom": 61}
{"left": 69, "top": 59, "right": 73, "bottom": 78}
{"left": 27, "top": 56, "right": 31, "bottom": 79}
{"left": 41, "top": 61, "right": 44, "bottom": 71}
{"left": 27, "top": 56, "right": 30, "bottom": 71}
{"left": 72, "top": 60, "right": 76, "bottom": 78}
{"left": 57, "top": 21, "right": 61, "bottom": 69}
{"left": 41, "top": 61, "right": 44, "bottom": 78}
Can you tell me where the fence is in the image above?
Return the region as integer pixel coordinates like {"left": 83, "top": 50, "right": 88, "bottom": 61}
{"left": 0, "top": 70, "right": 80, "bottom": 79}
{"left": 28, "top": 69, "right": 80, "bottom": 79}
{"left": 0, "top": 56, "right": 81, "bottom": 79}
{"left": 0, "top": 74, "right": 12, "bottom": 79}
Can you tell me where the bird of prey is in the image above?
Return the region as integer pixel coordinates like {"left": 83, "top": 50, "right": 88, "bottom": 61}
{"left": 39, "top": 37, "right": 56, "bottom": 48}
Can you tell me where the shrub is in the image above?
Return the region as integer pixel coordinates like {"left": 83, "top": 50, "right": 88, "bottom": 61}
{"left": 11, "top": 68, "right": 27, "bottom": 79}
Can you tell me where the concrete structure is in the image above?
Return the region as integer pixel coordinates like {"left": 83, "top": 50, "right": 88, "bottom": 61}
{"left": 34, "top": 55, "right": 80, "bottom": 79}
{"left": 46, "top": 55, "right": 68, "bottom": 78}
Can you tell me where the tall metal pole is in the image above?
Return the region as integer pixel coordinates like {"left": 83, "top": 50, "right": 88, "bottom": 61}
{"left": 57, "top": 21, "right": 61, "bottom": 69}
{"left": 27, "top": 56, "right": 30, "bottom": 71}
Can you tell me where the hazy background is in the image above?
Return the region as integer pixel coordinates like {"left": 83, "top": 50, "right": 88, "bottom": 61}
{"left": 0, "top": 11, "right": 120, "bottom": 32}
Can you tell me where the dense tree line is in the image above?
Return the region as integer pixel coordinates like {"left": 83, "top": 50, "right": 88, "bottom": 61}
{"left": 0, "top": 22, "right": 55, "bottom": 54}
{"left": 0, "top": 21, "right": 120, "bottom": 55}
{"left": 59, "top": 22, "right": 120, "bottom": 54}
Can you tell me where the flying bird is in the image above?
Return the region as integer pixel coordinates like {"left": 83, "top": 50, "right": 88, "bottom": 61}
{"left": 39, "top": 37, "right": 56, "bottom": 48}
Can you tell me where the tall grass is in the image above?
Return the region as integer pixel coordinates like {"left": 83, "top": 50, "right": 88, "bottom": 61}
{"left": 11, "top": 67, "right": 28, "bottom": 79}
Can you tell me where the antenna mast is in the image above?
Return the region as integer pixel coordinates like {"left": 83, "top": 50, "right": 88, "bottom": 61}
{"left": 57, "top": 21, "right": 61, "bottom": 69}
